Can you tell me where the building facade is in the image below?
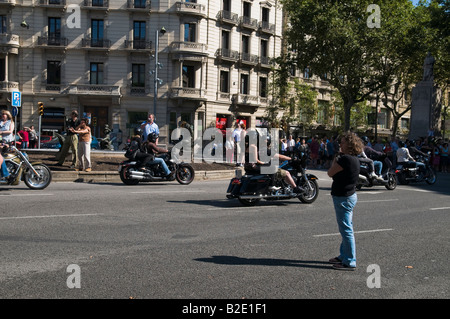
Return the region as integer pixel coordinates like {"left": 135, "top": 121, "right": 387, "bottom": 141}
{"left": 1, "top": 0, "right": 283, "bottom": 146}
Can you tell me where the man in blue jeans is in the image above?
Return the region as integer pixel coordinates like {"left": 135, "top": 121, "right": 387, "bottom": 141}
{"left": 143, "top": 133, "right": 174, "bottom": 178}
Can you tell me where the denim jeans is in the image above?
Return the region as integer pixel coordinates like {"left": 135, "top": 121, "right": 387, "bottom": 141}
{"left": 152, "top": 157, "right": 171, "bottom": 176}
{"left": 332, "top": 193, "right": 357, "bottom": 267}
{"left": 373, "top": 160, "right": 382, "bottom": 175}
{"left": 1, "top": 159, "right": 9, "bottom": 178}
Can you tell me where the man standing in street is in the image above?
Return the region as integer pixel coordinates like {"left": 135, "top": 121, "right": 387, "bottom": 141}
{"left": 141, "top": 113, "right": 159, "bottom": 144}
{"left": 56, "top": 110, "right": 80, "bottom": 168}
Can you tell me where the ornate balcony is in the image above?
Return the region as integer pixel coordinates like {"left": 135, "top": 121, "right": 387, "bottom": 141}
{"left": 37, "top": 36, "right": 68, "bottom": 48}
{"left": 217, "top": 10, "right": 239, "bottom": 26}
{"left": 215, "top": 48, "right": 239, "bottom": 63}
{"left": 126, "top": 0, "right": 151, "bottom": 11}
{"left": 258, "top": 56, "right": 273, "bottom": 69}
{"left": 39, "top": 0, "right": 66, "bottom": 8}
{"left": 0, "top": 34, "right": 19, "bottom": 54}
{"left": 82, "top": 38, "right": 111, "bottom": 50}
{"left": 0, "top": 0, "right": 16, "bottom": 7}
{"left": 0, "top": 81, "right": 19, "bottom": 92}
{"left": 82, "top": 0, "right": 109, "bottom": 10}
{"left": 170, "top": 41, "right": 208, "bottom": 57}
{"left": 175, "top": 1, "right": 206, "bottom": 17}
{"left": 124, "top": 39, "right": 153, "bottom": 51}
{"left": 68, "top": 84, "right": 121, "bottom": 96}
{"left": 169, "top": 87, "right": 207, "bottom": 101}
{"left": 239, "top": 16, "right": 258, "bottom": 31}
{"left": 258, "top": 21, "right": 275, "bottom": 35}
{"left": 239, "top": 52, "right": 259, "bottom": 67}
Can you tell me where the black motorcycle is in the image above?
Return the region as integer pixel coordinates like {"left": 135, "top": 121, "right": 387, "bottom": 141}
{"left": 357, "top": 156, "right": 397, "bottom": 190}
{"left": 226, "top": 154, "right": 319, "bottom": 206}
{"left": 395, "top": 154, "right": 436, "bottom": 185}
{"left": 118, "top": 151, "right": 195, "bottom": 185}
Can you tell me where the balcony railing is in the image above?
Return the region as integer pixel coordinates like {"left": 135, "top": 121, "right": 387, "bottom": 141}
{"left": 233, "top": 93, "right": 259, "bottom": 106}
{"left": 258, "top": 21, "right": 275, "bottom": 35}
{"left": 170, "top": 41, "right": 208, "bottom": 56}
{"left": 239, "top": 52, "right": 259, "bottom": 66}
{"left": 68, "top": 84, "right": 121, "bottom": 96}
{"left": 124, "top": 39, "right": 153, "bottom": 50}
{"left": 37, "top": 36, "right": 68, "bottom": 47}
{"left": 170, "top": 87, "right": 207, "bottom": 101}
{"left": 217, "top": 10, "right": 239, "bottom": 25}
{"left": 258, "top": 56, "right": 273, "bottom": 69}
{"left": 239, "top": 16, "right": 258, "bottom": 30}
{"left": 175, "top": 1, "right": 206, "bottom": 17}
{"left": 82, "top": 38, "right": 111, "bottom": 49}
{"left": 216, "top": 48, "right": 239, "bottom": 62}
{"left": 82, "top": 0, "right": 109, "bottom": 9}
{"left": 126, "top": 0, "right": 151, "bottom": 10}
{"left": 40, "top": 0, "right": 66, "bottom": 6}
{"left": 0, "top": 81, "right": 19, "bottom": 92}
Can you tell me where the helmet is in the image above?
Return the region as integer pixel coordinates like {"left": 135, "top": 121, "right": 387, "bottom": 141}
{"left": 147, "top": 132, "right": 158, "bottom": 143}
{"left": 134, "top": 127, "right": 143, "bottom": 136}
{"left": 361, "top": 136, "right": 369, "bottom": 145}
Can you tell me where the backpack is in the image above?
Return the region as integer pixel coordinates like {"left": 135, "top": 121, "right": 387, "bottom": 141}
{"left": 125, "top": 140, "right": 139, "bottom": 159}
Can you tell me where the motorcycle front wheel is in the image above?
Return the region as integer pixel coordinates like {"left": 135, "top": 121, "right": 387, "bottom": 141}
{"left": 23, "top": 164, "right": 52, "bottom": 190}
{"left": 384, "top": 173, "right": 397, "bottom": 190}
{"left": 176, "top": 164, "right": 195, "bottom": 185}
{"left": 425, "top": 167, "right": 436, "bottom": 185}
{"left": 299, "top": 179, "right": 319, "bottom": 204}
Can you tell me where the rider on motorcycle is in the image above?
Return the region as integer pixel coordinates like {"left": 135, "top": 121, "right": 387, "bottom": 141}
{"left": 143, "top": 132, "right": 174, "bottom": 178}
{"left": 405, "top": 140, "right": 427, "bottom": 174}
{"left": 0, "top": 154, "right": 9, "bottom": 179}
{"left": 129, "top": 128, "right": 154, "bottom": 172}
{"left": 244, "top": 133, "right": 303, "bottom": 194}
{"left": 361, "top": 136, "right": 386, "bottom": 182}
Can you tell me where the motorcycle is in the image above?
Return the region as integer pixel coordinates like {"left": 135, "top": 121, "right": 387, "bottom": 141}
{"left": 357, "top": 156, "right": 397, "bottom": 190}
{"left": 395, "top": 154, "right": 436, "bottom": 185}
{"left": 0, "top": 145, "right": 52, "bottom": 190}
{"left": 118, "top": 151, "right": 195, "bottom": 185}
{"left": 226, "top": 153, "right": 319, "bottom": 206}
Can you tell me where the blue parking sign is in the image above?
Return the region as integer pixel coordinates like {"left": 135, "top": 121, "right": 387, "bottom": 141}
{"left": 11, "top": 91, "right": 21, "bottom": 107}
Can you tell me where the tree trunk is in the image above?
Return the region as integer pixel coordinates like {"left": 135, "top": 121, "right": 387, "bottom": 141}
{"left": 343, "top": 98, "right": 354, "bottom": 132}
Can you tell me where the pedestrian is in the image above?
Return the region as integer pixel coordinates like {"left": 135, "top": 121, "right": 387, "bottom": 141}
{"left": 225, "top": 134, "right": 234, "bottom": 164}
{"left": 141, "top": 113, "right": 159, "bottom": 144}
{"left": 440, "top": 142, "right": 448, "bottom": 173}
{"left": 309, "top": 135, "right": 320, "bottom": 168}
{"left": 232, "top": 123, "right": 243, "bottom": 166}
{"left": 27, "top": 125, "right": 37, "bottom": 148}
{"left": 287, "top": 135, "right": 295, "bottom": 155}
{"left": 431, "top": 141, "right": 440, "bottom": 172}
{"left": 0, "top": 110, "right": 15, "bottom": 146}
{"left": 56, "top": 110, "right": 80, "bottom": 168}
{"left": 327, "top": 131, "right": 364, "bottom": 271}
{"left": 18, "top": 127, "right": 29, "bottom": 149}
{"left": 70, "top": 118, "right": 92, "bottom": 172}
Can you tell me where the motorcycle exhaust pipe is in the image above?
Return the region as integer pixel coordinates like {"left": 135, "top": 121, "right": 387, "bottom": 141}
{"left": 239, "top": 194, "right": 293, "bottom": 199}
{"left": 129, "top": 173, "right": 146, "bottom": 179}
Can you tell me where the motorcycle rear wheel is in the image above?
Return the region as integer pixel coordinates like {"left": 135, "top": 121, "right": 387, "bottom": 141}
{"left": 23, "top": 164, "right": 52, "bottom": 190}
{"left": 120, "top": 166, "right": 140, "bottom": 185}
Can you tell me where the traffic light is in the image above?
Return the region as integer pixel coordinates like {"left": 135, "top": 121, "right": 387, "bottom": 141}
{"left": 38, "top": 102, "right": 44, "bottom": 116}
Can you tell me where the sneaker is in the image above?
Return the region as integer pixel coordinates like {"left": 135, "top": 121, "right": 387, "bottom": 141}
{"left": 268, "top": 186, "right": 281, "bottom": 191}
{"left": 85, "top": 168, "right": 92, "bottom": 172}
{"left": 332, "top": 263, "right": 356, "bottom": 271}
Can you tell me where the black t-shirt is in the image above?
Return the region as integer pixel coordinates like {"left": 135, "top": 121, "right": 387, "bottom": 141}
{"left": 331, "top": 154, "right": 360, "bottom": 197}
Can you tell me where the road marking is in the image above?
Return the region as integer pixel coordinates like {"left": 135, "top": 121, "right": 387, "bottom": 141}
{"left": 0, "top": 213, "right": 100, "bottom": 220}
{"left": 313, "top": 228, "right": 394, "bottom": 238}
{"left": 429, "top": 207, "right": 450, "bottom": 211}
{"left": 358, "top": 199, "right": 399, "bottom": 203}
{"left": 207, "top": 205, "right": 280, "bottom": 211}
{"left": 0, "top": 193, "right": 54, "bottom": 197}
{"left": 131, "top": 190, "right": 204, "bottom": 194}
{"left": 397, "top": 187, "right": 432, "bottom": 193}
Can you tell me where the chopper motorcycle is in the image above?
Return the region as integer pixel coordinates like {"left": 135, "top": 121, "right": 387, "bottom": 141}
{"left": 357, "top": 155, "right": 397, "bottom": 190}
{"left": 0, "top": 145, "right": 52, "bottom": 190}
{"left": 226, "top": 152, "right": 319, "bottom": 206}
{"left": 118, "top": 150, "right": 195, "bottom": 185}
{"left": 395, "top": 154, "right": 436, "bottom": 185}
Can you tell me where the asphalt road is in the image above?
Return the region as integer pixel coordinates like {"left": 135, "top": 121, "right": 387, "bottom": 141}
{"left": 0, "top": 169, "right": 449, "bottom": 301}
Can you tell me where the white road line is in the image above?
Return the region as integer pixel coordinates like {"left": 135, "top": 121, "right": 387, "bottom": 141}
{"left": 131, "top": 190, "right": 205, "bottom": 194}
{"left": 314, "top": 228, "right": 394, "bottom": 238}
{"left": 0, "top": 213, "right": 100, "bottom": 220}
{"left": 397, "top": 187, "right": 433, "bottom": 193}
{"left": 0, "top": 193, "right": 54, "bottom": 197}
{"left": 429, "top": 207, "right": 450, "bottom": 211}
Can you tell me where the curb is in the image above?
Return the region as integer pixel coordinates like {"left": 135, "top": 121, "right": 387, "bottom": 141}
{"left": 51, "top": 169, "right": 237, "bottom": 183}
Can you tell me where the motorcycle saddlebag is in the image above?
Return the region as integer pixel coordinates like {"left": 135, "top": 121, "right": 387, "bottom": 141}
{"left": 240, "top": 175, "right": 271, "bottom": 194}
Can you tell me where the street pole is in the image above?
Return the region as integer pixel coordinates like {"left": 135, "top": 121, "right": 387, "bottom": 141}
{"left": 38, "top": 114, "right": 41, "bottom": 149}
{"left": 153, "top": 29, "right": 158, "bottom": 117}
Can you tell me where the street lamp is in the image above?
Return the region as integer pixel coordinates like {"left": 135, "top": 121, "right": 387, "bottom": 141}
{"left": 152, "top": 27, "right": 166, "bottom": 116}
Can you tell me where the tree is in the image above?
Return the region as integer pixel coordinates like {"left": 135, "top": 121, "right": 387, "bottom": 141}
{"left": 281, "top": 0, "right": 391, "bottom": 131}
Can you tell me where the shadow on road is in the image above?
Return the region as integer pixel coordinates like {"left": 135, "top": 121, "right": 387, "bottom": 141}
{"left": 194, "top": 255, "right": 332, "bottom": 270}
